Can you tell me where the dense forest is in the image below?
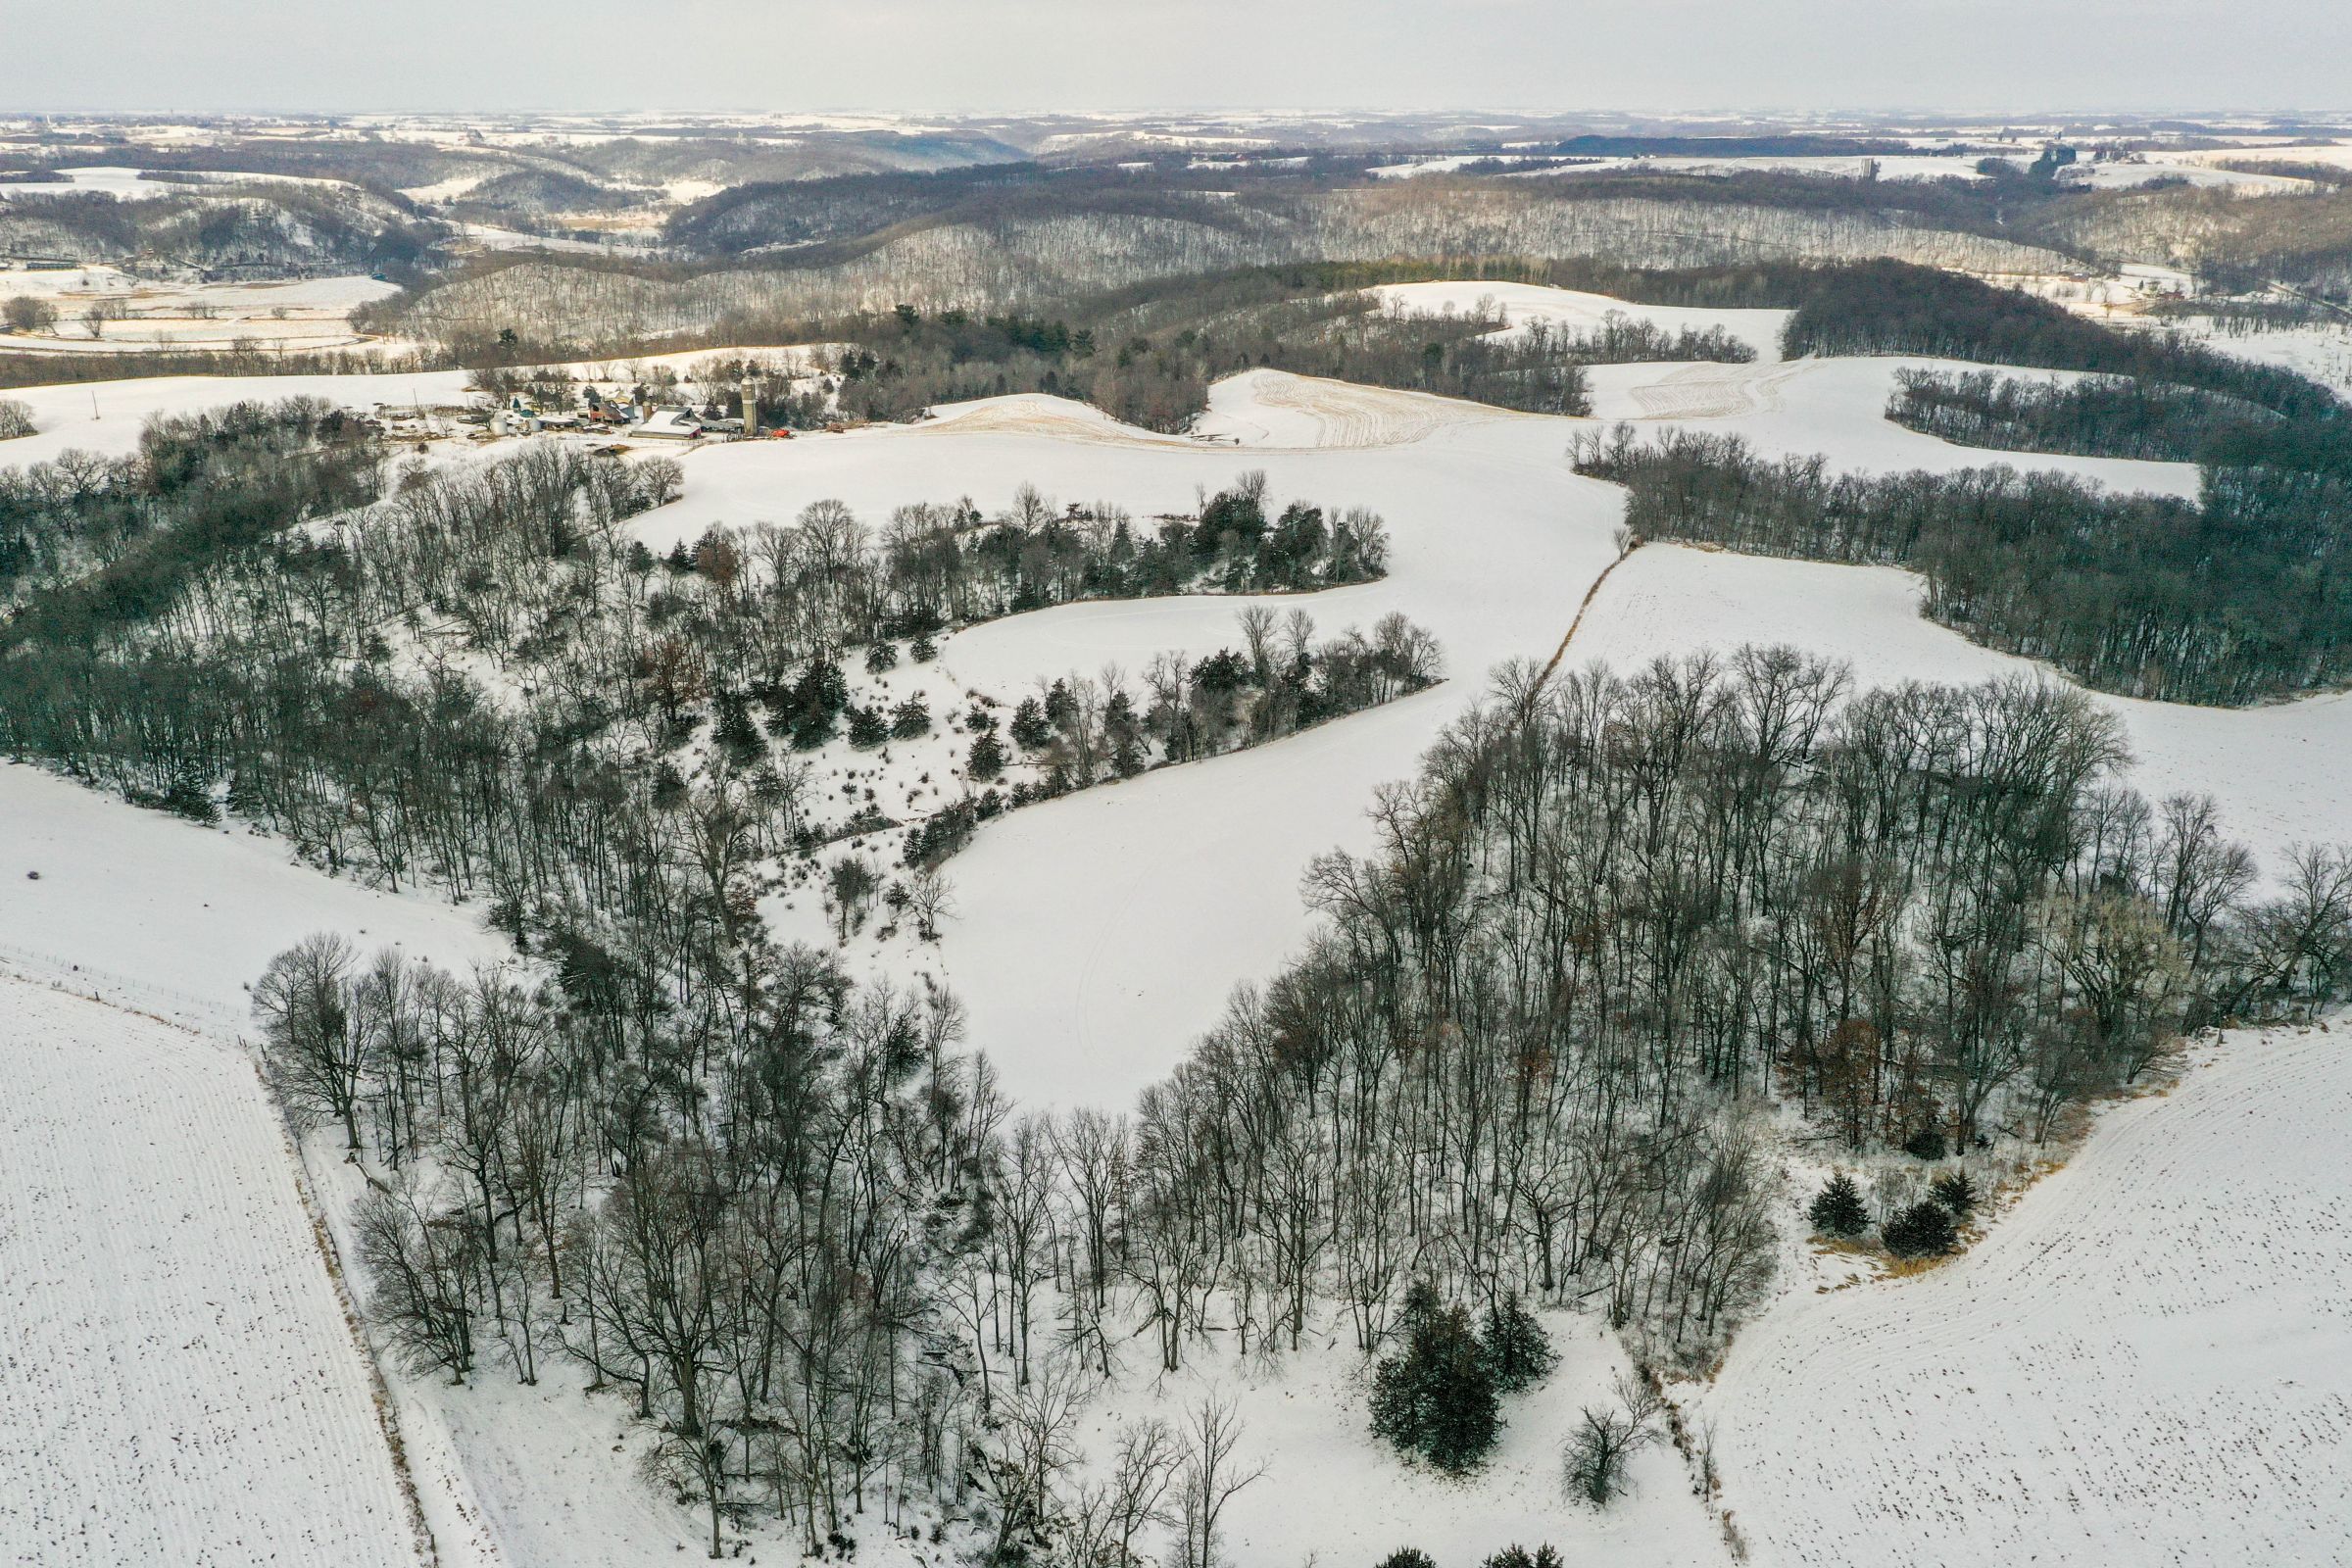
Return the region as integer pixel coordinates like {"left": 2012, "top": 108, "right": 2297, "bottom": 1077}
{"left": 10, "top": 229, "right": 2352, "bottom": 1556}
{"left": 385, "top": 176, "right": 2076, "bottom": 351}
{"left": 1886, "top": 365, "right": 2352, "bottom": 470}
{"left": 1886, "top": 367, "right": 2288, "bottom": 462}
{"left": 0, "top": 396, "right": 384, "bottom": 611}
{"left": 0, "top": 401, "right": 1412, "bottom": 904}
{"left": 818, "top": 293, "right": 1749, "bottom": 430}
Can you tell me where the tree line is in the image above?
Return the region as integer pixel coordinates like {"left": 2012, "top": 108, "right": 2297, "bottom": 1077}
{"left": 1886, "top": 367, "right": 2292, "bottom": 464}
{"left": 821, "top": 294, "right": 1749, "bottom": 432}
{"left": 1776, "top": 258, "right": 2342, "bottom": 420}
{"left": 1570, "top": 421, "right": 2352, "bottom": 705}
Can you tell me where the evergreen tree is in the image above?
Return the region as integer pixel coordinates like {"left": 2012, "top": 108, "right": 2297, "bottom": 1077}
{"left": 968, "top": 732, "right": 1006, "bottom": 780}
{"left": 1882, "top": 1200, "right": 1959, "bottom": 1258}
{"left": 1478, "top": 1291, "right": 1556, "bottom": 1394}
{"left": 1371, "top": 1294, "right": 1501, "bottom": 1474}
{"left": 1104, "top": 689, "right": 1147, "bottom": 777}
{"left": 1929, "top": 1169, "right": 1978, "bottom": 1219}
{"left": 890, "top": 694, "right": 931, "bottom": 739}
{"left": 783, "top": 657, "right": 849, "bottom": 750}
{"left": 1043, "top": 678, "right": 1076, "bottom": 729}
{"left": 1807, "top": 1174, "right": 1870, "bottom": 1238}
{"left": 1376, "top": 1552, "right": 1437, "bottom": 1568}
{"left": 1009, "top": 696, "right": 1054, "bottom": 751}
{"left": 713, "top": 690, "right": 764, "bottom": 766}
{"left": 1482, "top": 1547, "right": 1563, "bottom": 1568}
{"left": 864, "top": 640, "right": 900, "bottom": 673}
{"left": 847, "top": 705, "right": 888, "bottom": 749}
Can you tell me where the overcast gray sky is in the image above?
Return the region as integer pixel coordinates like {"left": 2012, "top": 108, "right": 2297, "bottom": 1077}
{"left": 5, "top": 0, "right": 2347, "bottom": 116}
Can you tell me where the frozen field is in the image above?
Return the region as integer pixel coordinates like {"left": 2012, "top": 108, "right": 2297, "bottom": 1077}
{"left": 1371, "top": 278, "right": 1790, "bottom": 364}
{"left": 0, "top": 976, "right": 423, "bottom": 1567}
{"left": 0, "top": 261, "right": 406, "bottom": 356}
{"left": 618, "top": 354, "right": 2199, "bottom": 1108}
{"left": 0, "top": 761, "right": 509, "bottom": 1032}
{"left": 0, "top": 368, "right": 475, "bottom": 464}
{"left": 0, "top": 165, "right": 354, "bottom": 202}
{"left": 1700, "top": 1023, "right": 2352, "bottom": 1568}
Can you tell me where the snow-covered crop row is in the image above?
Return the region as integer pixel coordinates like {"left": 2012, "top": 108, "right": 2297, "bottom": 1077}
{"left": 0, "top": 976, "right": 424, "bottom": 1567}
{"left": 1699, "top": 1023, "right": 2352, "bottom": 1567}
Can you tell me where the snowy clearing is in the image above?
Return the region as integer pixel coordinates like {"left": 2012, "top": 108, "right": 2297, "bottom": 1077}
{"left": 0, "top": 761, "right": 509, "bottom": 1034}
{"left": 9, "top": 281, "right": 2352, "bottom": 1568}
{"left": 618, "top": 360, "right": 2196, "bottom": 1110}
{"left": 1370, "top": 278, "right": 1790, "bottom": 364}
{"left": 0, "top": 165, "right": 357, "bottom": 202}
{"left": 0, "top": 976, "right": 423, "bottom": 1568}
{"left": 1700, "top": 1022, "right": 2352, "bottom": 1568}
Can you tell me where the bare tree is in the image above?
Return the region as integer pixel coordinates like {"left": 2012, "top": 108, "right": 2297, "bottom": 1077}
{"left": 1563, "top": 1373, "right": 1663, "bottom": 1507}
{"left": 354, "top": 1181, "right": 478, "bottom": 1384}
{"left": 253, "top": 932, "right": 367, "bottom": 1152}
{"left": 1175, "top": 1397, "right": 1264, "bottom": 1568}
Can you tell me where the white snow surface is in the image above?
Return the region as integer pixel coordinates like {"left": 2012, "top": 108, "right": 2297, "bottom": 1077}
{"left": 1570, "top": 545, "right": 2352, "bottom": 891}
{"left": 0, "top": 761, "right": 509, "bottom": 1034}
{"left": 0, "top": 975, "right": 423, "bottom": 1567}
{"left": 0, "top": 165, "right": 353, "bottom": 201}
{"left": 0, "top": 369, "right": 474, "bottom": 465}
{"left": 624, "top": 360, "right": 2197, "bottom": 1113}
{"left": 1699, "top": 1023, "right": 2352, "bottom": 1568}
{"left": 1371, "top": 278, "right": 1791, "bottom": 364}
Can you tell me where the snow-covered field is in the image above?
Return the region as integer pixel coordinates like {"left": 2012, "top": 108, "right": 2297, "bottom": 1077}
{"left": 0, "top": 368, "right": 470, "bottom": 462}
{"left": 1479, "top": 151, "right": 2309, "bottom": 192}
{"left": 0, "top": 975, "right": 423, "bottom": 1567}
{"left": 1700, "top": 1023, "right": 2352, "bottom": 1568}
{"left": 0, "top": 165, "right": 357, "bottom": 202}
{"left": 1372, "top": 278, "right": 1790, "bottom": 364}
{"left": 0, "top": 761, "right": 508, "bottom": 1033}
{"left": 1570, "top": 545, "right": 2352, "bottom": 890}
{"left": 2161, "top": 315, "right": 2352, "bottom": 398}
{"left": 1079, "top": 1315, "right": 1724, "bottom": 1568}
{"left": 622, "top": 352, "right": 2192, "bottom": 1109}
{"left": 0, "top": 266, "right": 408, "bottom": 357}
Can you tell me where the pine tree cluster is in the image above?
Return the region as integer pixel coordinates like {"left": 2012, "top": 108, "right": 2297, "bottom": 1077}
{"left": 1369, "top": 1283, "right": 1556, "bottom": 1473}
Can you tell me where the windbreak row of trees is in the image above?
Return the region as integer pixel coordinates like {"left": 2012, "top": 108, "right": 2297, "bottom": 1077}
{"left": 1886, "top": 365, "right": 2352, "bottom": 476}
{"left": 1570, "top": 423, "right": 2352, "bottom": 704}
{"left": 992, "top": 605, "right": 1445, "bottom": 791}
